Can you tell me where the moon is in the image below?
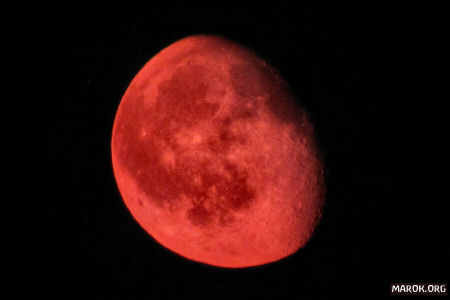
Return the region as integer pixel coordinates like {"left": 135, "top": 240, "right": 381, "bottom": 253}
{"left": 111, "top": 35, "right": 325, "bottom": 268}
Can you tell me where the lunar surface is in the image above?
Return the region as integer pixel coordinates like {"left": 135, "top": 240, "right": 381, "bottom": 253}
{"left": 111, "top": 35, "right": 325, "bottom": 268}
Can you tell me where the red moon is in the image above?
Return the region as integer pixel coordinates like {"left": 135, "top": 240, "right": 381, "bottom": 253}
{"left": 111, "top": 35, "right": 325, "bottom": 268}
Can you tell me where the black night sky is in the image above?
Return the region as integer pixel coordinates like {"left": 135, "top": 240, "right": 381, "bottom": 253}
{"left": 8, "top": 2, "right": 449, "bottom": 299}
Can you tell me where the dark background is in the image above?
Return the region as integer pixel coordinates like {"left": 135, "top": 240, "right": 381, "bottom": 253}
{"left": 6, "top": 2, "right": 448, "bottom": 299}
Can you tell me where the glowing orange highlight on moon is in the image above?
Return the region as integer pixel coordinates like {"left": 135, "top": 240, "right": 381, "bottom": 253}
{"left": 111, "top": 35, "right": 325, "bottom": 268}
